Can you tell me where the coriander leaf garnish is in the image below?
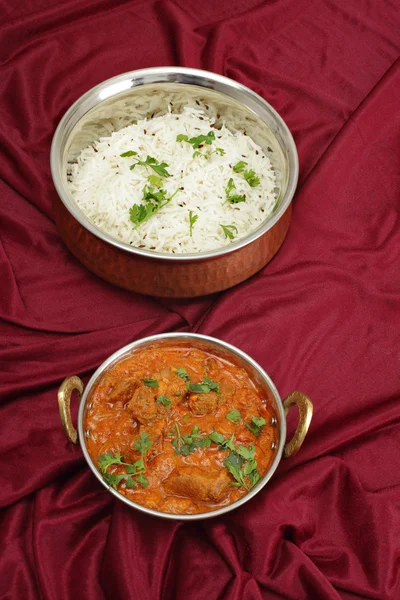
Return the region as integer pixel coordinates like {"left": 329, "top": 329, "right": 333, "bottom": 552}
{"left": 177, "top": 131, "right": 215, "bottom": 149}
{"left": 98, "top": 451, "right": 124, "bottom": 472}
{"left": 245, "top": 422, "right": 260, "bottom": 437}
{"left": 103, "top": 472, "right": 133, "bottom": 488}
{"left": 129, "top": 155, "right": 171, "bottom": 178}
{"left": 171, "top": 423, "right": 183, "bottom": 452}
{"left": 129, "top": 203, "right": 153, "bottom": 226}
{"left": 120, "top": 150, "right": 138, "bottom": 157}
{"left": 232, "top": 161, "right": 260, "bottom": 187}
{"left": 224, "top": 452, "right": 248, "bottom": 490}
{"left": 203, "top": 377, "right": 219, "bottom": 391}
{"left": 193, "top": 146, "right": 224, "bottom": 159}
{"left": 171, "top": 423, "right": 211, "bottom": 456}
{"left": 134, "top": 432, "right": 152, "bottom": 456}
{"left": 143, "top": 186, "right": 170, "bottom": 205}
{"left": 208, "top": 430, "right": 225, "bottom": 444}
{"left": 190, "top": 131, "right": 215, "bottom": 148}
{"left": 98, "top": 449, "right": 149, "bottom": 490}
{"left": 176, "top": 368, "right": 190, "bottom": 382}
{"left": 220, "top": 224, "right": 238, "bottom": 240}
{"left": 252, "top": 416, "right": 266, "bottom": 427}
{"left": 189, "top": 210, "right": 198, "bottom": 237}
{"left": 129, "top": 458, "right": 144, "bottom": 472}
{"left": 243, "top": 169, "right": 260, "bottom": 187}
{"left": 129, "top": 186, "right": 179, "bottom": 226}
{"left": 187, "top": 377, "right": 219, "bottom": 394}
{"left": 233, "top": 161, "right": 247, "bottom": 173}
{"left": 248, "top": 468, "right": 260, "bottom": 487}
{"left": 188, "top": 382, "right": 211, "bottom": 393}
{"left": 136, "top": 474, "right": 149, "bottom": 488}
{"left": 143, "top": 378, "right": 158, "bottom": 388}
{"left": 225, "top": 178, "right": 246, "bottom": 204}
{"left": 125, "top": 477, "right": 136, "bottom": 489}
{"left": 245, "top": 415, "right": 266, "bottom": 437}
{"left": 226, "top": 177, "right": 235, "bottom": 196}
{"left": 157, "top": 395, "right": 171, "bottom": 407}
{"left": 242, "top": 456, "right": 260, "bottom": 487}
{"left": 150, "top": 162, "right": 171, "bottom": 178}
{"left": 226, "top": 409, "right": 242, "bottom": 423}
{"left": 219, "top": 433, "right": 236, "bottom": 452}
{"left": 147, "top": 174, "right": 163, "bottom": 188}
{"left": 236, "top": 444, "right": 255, "bottom": 460}
{"left": 223, "top": 443, "right": 260, "bottom": 490}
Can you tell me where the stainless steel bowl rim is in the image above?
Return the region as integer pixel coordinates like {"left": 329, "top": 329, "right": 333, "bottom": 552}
{"left": 78, "top": 332, "right": 287, "bottom": 520}
{"left": 51, "top": 66, "right": 298, "bottom": 262}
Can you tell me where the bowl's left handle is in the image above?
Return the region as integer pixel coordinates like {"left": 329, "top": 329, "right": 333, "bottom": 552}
{"left": 58, "top": 376, "right": 84, "bottom": 445}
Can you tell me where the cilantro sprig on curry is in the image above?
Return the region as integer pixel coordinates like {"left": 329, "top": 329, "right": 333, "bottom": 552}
{"left": 85, "top": 345, "right": 278, "bottom": 515}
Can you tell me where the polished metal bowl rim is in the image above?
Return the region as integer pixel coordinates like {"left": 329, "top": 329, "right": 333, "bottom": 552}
{"left": 50, "top": 66, "right": 299, "bottom": 262}
{"left": 77, "top": 332, "right": 287, "bottom": 520}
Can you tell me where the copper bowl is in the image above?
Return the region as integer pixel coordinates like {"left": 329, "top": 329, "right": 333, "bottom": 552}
{"left": 58, "top": 333, "right": 313, "bottom": 520}
{"left": 50, "top": 68, "right": 298, "bottom": 297}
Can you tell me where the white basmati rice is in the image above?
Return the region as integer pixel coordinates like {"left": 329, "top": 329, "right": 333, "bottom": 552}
{"left": 68, "top": 107, "right": 278, "bottom": 254}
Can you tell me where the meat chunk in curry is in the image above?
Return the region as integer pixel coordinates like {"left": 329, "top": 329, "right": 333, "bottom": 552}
{"left": 107, "top": 378, "right": 137, "bottom": 403}
{"left": 85, "top": 345, "right": 278, "bottom": 515}
{"left": 156, "top": 368, "right": 188, "bottom": 399}
{"left": 163, "top": 466, "right": 231, "bottom": 503}
{"left": 126, "top": 384, "right": 158, "bottom": 424}
{"left": 188, "top": 391, "right": 219, "bottom": 415}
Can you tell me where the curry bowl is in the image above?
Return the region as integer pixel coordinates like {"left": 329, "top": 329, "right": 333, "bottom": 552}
{"left": 50, "top": 67, "right": 298, "bottom": 298}
{"left": 58, "top": 333, "right": 312, "bottom": 520}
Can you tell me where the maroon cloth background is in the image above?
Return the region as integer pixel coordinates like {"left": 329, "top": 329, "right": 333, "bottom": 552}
{"left": 1, "top": 0, "right": 400, "bottom": 598}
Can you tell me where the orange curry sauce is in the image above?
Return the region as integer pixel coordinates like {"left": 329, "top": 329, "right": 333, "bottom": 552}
{"left": 85, "top": 345, "right": 278, "bottom": 514}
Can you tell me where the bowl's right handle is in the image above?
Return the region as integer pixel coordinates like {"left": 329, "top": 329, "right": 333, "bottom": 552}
{"left": 283, "top": 391, "right": 313, "bottom": 458}
{"left": 58, "top": 376, "right": 84, "bottom": 445}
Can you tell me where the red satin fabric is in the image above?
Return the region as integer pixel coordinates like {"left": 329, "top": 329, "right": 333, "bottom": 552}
{"left": 1, "top": 1, "right": 400, "bottom": 598}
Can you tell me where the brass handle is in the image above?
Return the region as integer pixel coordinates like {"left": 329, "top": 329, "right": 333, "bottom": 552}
{"left": 58, "top": 376, "right": 84, "bottom": 444}
{"left": 283, "top": 391, "right": 313, "bottom": 458}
